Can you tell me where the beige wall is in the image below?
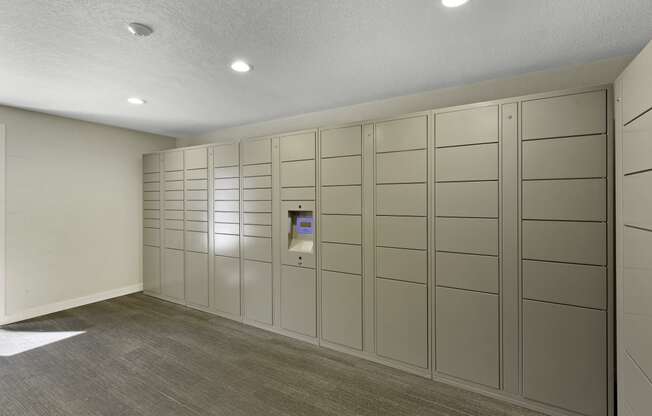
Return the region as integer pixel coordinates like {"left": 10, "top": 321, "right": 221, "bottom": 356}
{"left": 180, "top": 55, "right": 633, "bottom": 146}
{"left": 0, "top": 106, "right": 175, "bottom": 324}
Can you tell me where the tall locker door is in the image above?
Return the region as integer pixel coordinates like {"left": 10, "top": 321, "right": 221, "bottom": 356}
{"left": 184, "top": 147, "right": 209, "bottom": 308}
{"left": 319, "top": 125, "right": 363, "bottom": 350}
{"left": 521, "top": 90, "right": 610, "bottom": 416}
{"left": 616, "top": 40, "right": 652, "bottom": 416}
{"left": 434, "top": 105, "right": 500, "bottom": 388}
{"left": 374, "top": 115, "right": 429, "bottom": 369}
{"left": 279, "top": 131, "right": 317, "bottom": 338}
{"left": 162, "top": 150, "right": 185, "bottom": 301}
{"left": 241, "top": 138, "right": 274, "bottom": 325}
{"left": 213, "top": 143, "right": 241, "bottom": 317}
{"left": 143, "top": 153, "right": 161, "bottom": 294}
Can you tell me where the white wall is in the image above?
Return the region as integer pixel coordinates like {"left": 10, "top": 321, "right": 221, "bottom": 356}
{"left": 0, "top": 106, "right": 175, "bottom": 324}
{"left": 180, "top": 55, "right": 633, "bottom": 146}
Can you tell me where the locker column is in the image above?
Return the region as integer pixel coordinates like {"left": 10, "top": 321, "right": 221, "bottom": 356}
{"left": 319, "top": 124, "right": 363, "bottom": 350}
{"left": 213, "top": 143, "right": 241, "bottom": 317}
{"left": 143, "top": 153, "right": 162, "bottom": 295}
{"left": 241, "top": 138, "right": 274, "bottom": 326}
{"left": 162, "top": 151, "right": 185, "bottom": 301}
{"left": 184, "top": 147, "right": 210, "bottom": 308}
{"left": 520, "top": 90, "right": 609, "bottom": 416}
{"left": 374, "top": 115, "right": 429, "bottom": 371}
{"left": 434, "top": 105, "right": 500, "bottom": 388}
{"left": 279, "top": 131, "right": 318, "bottom": 339}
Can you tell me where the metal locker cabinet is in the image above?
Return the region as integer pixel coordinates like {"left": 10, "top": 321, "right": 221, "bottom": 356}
{"left": 623, "top": 171, "right": 652, "bottom": 230}
{"left": 143, "top": 243, "right": 161, "bottom": 294}
{"left": 321, "top": 186, "right": 361, "bottom": 214}
{"left": 522, "top": 220, "right": 606, "bottom": 265}
{"left": 321, "top": 156, "right": 361, "bottom": 186}
{"left": 281, "top": 187, "right": 315, "bottom": 201}
{"left": 376, "top": 150, "right": 426, "bottom": 184}
{"left": 243, "top": 225, "right": 272, "bottom": 238}
{"left": 214, "top": 256, "right": 240, "bottom": 316}
{"left": 622, "top": 110, "right": 652, "bottom": 174}
{"left": 242, "top": 200, "right": 270, "bottom": 213}
{"left": 522, "top": 135, "right": 607, "bottom": 180}
{"left": 243, "top": 176, "right": 272, "bottom": 189}
{"left": 243, "top": 236, "right": 272, "bottom": 262}
{"left": 241, "top": 163, "right": 271, "bottom": 177}
{"left": 435, "top": 218, "right": 498, "bottom": 256}
{"left": 321, "top": 271, "right": 362, "bottom": 349}
{"left": 320, "top": 215, "right": 361, "bottom": 245}
{"left": 162, "top": 248, "right": 184, "bottom": 300}
{"left": 435, "top": 106, "right": 499, "bottom": 148}
{"left": 435, "top": 181, "right": 498, "bottom": 218}
{"left": 143, "top": 153, "right": 162, "bottom": 295}
{"left": 280, "top": 132, "right": 315, "bottom": 161}
{"left": 376, "top": 247, "right": 427, "bottom": 285}
{"left": 435, "top": 252, "right": 499, "bottom": 294}
{"left": 280, "top": 265, "right": 317, "bottom": 337}
{"left": 523, "top": 179, "right": 606, "bottom": 221}
{"left": 436, "top": 287, "right": 500, "bottom": 388}
{"left": 375, "top": 116, "right": 427, "bottom": 152}
{"left": 321, "top": 243, "right": 361, "bottom": 275}
{"left": 241, "top": 139, "right": 271, "bottom": 165}
{"left": 321, "top": 125, "right": 362, "bottom": 157}
{"left": 376, "top": 216, "right": 427, "bottom": 250}
{"left": 185, "top": 251, "right": 209, "bottom": 307}
{"left": 435, "top": 143, "right": 498, "bottom": 182}
{"left": 280, "top": 160, "right": 315, "bottom": 187}
{"left": 243, "top": 260, "right": 273, "bottom": 325}
{"left": 376, "top": 184, "right": 426, "bottom": 216}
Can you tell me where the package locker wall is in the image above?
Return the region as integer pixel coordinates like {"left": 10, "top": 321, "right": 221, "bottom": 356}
{"left": 143, "top": 153, "right": 162, "bottom": 294}
{"left": 162, "top": 151, "right": 185, "bottom": 301}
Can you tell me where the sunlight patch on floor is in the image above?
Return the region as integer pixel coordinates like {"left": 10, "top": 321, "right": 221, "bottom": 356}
{"left": 0, "top": 329, "right": 85, "bottom": 357}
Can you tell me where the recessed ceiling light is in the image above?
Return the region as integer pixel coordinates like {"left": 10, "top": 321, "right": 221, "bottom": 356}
{"left": 442, "top": 0, "right": 469, "bottom": 7}
{"left": 127, "top": 22, "right": 153, "bottom": 37}
{"left": 127, "top": 97, "right": 146, "bottom": 105}
{"left": 231, "top": 60, "right": 252, "bottom": 73}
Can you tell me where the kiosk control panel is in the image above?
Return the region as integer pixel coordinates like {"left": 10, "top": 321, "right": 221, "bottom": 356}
{"left": 282, "top": 201, "right": 316, "bottom": 268}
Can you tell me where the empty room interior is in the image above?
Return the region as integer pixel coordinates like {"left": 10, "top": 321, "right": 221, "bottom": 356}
{"left": 1, "top": 1, "right": 652, "bottom": 415}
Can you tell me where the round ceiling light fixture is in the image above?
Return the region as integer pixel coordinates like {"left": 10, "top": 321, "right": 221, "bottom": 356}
{"left": 442, "top": 0, "right": 469, "bottom": 7}
{"left": 127, "top": 97, "right": 146, "bottom": 105}
{"left": 231, "top": 60, "right": 252, "bottom": 73}
{"left": 127, "top": 22, "right": 153, "bottom": 37}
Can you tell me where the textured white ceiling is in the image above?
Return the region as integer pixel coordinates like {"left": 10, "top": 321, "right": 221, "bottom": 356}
{"left": 0, "top": 0, "right": 650, "bottom": 137}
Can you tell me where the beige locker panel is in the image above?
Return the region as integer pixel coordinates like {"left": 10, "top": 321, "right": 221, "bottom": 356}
{"left": 143, "top": 228, "right": 161, "bottom": 246}
{"left": 143, "top": 245, "right": 160, "bottom": 294}
{"left": 436, "top": 218, "right": 498, "bottom": 256}
{"left": 242, "top": 163, "right": 271, "bottom": 177}
{"left": 143, "top": 219, "right": 160, "bottom": 228}
{"left": 143, "top": 209, "right": 160, "bottom": 219}
{"left": 214, "top": 189, "right": 240, "bottom": 201}
{"left": 621, "top": 42, "right": 652, "bottom": 124}
{"left": 281, "top": 265, "right": 317, "bottom": 337}
{"left": 523, "top": 260, "right": 606, "bottom": 310}
{"left": 143, "top": 182, "right": 159, "bottom": 192}
{"left": 435, "top": 252, "right": 498, "bottom": 294}
{"left": 623, "top": 231, "right": 652, "bottom": 316}
{"left": 280, "top": 132, "right": 315, "bottom": 161}
{"left": 243, "top": 260, "right": 273, "bottom": 325}
{"left": 164, "top": 151, "right": 184, "bottom": 171}
{"left": 162, "top": 249, "right": 184, "bottom": 300}
{"left": 375, "top": 116, "right": 427, "bottom": 152}
{"left": 144, "top": 191, "right": 160, "bottom": 201}
{"left": 624, "top": 170, "right": 652, "bottom": 229}
{"left": 623, "top": 313, "right": 652, "bottom": 388}
{"left": 186, "top": 169, "right": 208, "bottom": 180}
{"left": 186, "top": 190, "right": 208, "bottom": 201}
{"left": 214, "top": 166, "right": 239, "bottom": 178}
{"left": 185, "top": 251, "right": 208, "bottom": 307}
{"left": 321, "top": 156, "right": 361, "bottom": 186}
{"left": 376, "top": 216, "right": 427, "bottom": 249}
{"left": 165, "top": 180, "right": 183, "bottom": 191}
{"left": 143, "top": 172, "right": 160, "bottom": 183}
{"left": 621, "top": 348, "right": 652, "bottom": 416}
{"left": 214, "top": 223, "right": 239, "bottom": 235}
{"left": 522, "top": 221, "right": 606, "bottom": 265}
{"left": 213, "top": 143, "right": 239, "bottom": 167}
{"left": 164, "top": 210, "right": 183, "bottom": 220}
{"left": 214, "top": 234, "right": 239, "bottom": 257}
{"left": 321, "top": 186, "right": 361, "bottom": 214}
{"left": 436, "top": 287, "right": 499, "bottom": 388}
{"left": 523, "top": 300, "right": 606, "bottom": 416}
{"left": 281, "top": 160, "right": 315, "bottom": 187}
{"left": 215, "top": 200, "right": 240, "bottom": 212}
{"left": 281, "top": 187, "right": 315, "bottom": 201}
{"left": 186, "top": 179, "right": 208, "bottom": 190}
{"left": 320, "top": 125, "right": 362, "bottom": 157}
{"left": 321, "top": 243, "right": 361, "bottom": 275}
{"left": 164, "top": 171, "right": 183, "bottom": 181}
{"left": 435, "top": 106, "right": 499, "bottom": 147}
{"left": 185, "top": 200, "right": 207, "bottom": 211}
{"left": 436, "top": 181, "right": 498, "bottom": 218}
{"left": 376, "top": 183, "right": 426, "bottom": 216}
{"left": 522, "top": 90, "right": 606, "bottom": 140}
{"left": 523, "top": 179, "right": 606, "bottom": 221}
{"left": 185, "top": 210, "right": 208, "bottom": 221}
{"left": 143, "top": 153, "right": 160, "bottom": 173}
{"left": 184, "top": 221, "right": 207, "bottom": 232}
{"left": 623, "top": 111, "right": 652, "bottom": 174}
{"left": 320, "top": 215, "right": 361, "bottom": 244}
{"left": 214, "top": 255, "right": 240, "bottom": 316}
{"left": 376, "top": 279, "right": 428, "bottom": 368}
{"left": 143, "top": 201, "right": 160, "bottom": 210}
{"left": 164, "top": 190, "right": 183, "bottom": 201}
{"left": 322, "top": 271, "right": 362, "bottom": 349}
{"left": 243, "top": 176, "right": 272, "bottom": 189}
{"left": 243, "top": 236, "right": 272, "bottom": 262}
{"left": 164, "top": 219, "right": 183, "bottom": 230}
{"left": 243, "top": 189, "right": 271, "bottom": 201}
{"left": 243, "top": 225, "right": 272, "bottom": 238}
{"left": 184, "top": 147, "right": 207, "bottom": 169}
{"left": 242, "top": 200, "right": 271, "bottom": 213}
{"left": 435, "top": 143, "right": 498, "bottom": 181}
{"left": 214, "top": 211, "right": 239, "bottom": 223}
{"left": 522, "top": 135, "right": 606, "bottom": 180}
{"left": 241, "top": 139, "right": 271, "bottom": 165}
{"left": 243, "top": 213, "right": 272, "bottom": 225}
{"left": 164, "top": 200, "right": 183, "bottom": 210}
{"left": 214, "top": 178, "right": 239, "bottom": 189}
{"left": 376, "top": 247, "right": 427, "bottom": 284}
{"left": 185, "top": 231, "right": 208, "bottom": 253}
{"left": 376, "top": 150, "right": 426, "bottom": 184}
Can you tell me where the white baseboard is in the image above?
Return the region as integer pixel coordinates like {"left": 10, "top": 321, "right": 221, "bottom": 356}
{"left": 0, "top": 283, "right": 143, "bottom": 325}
